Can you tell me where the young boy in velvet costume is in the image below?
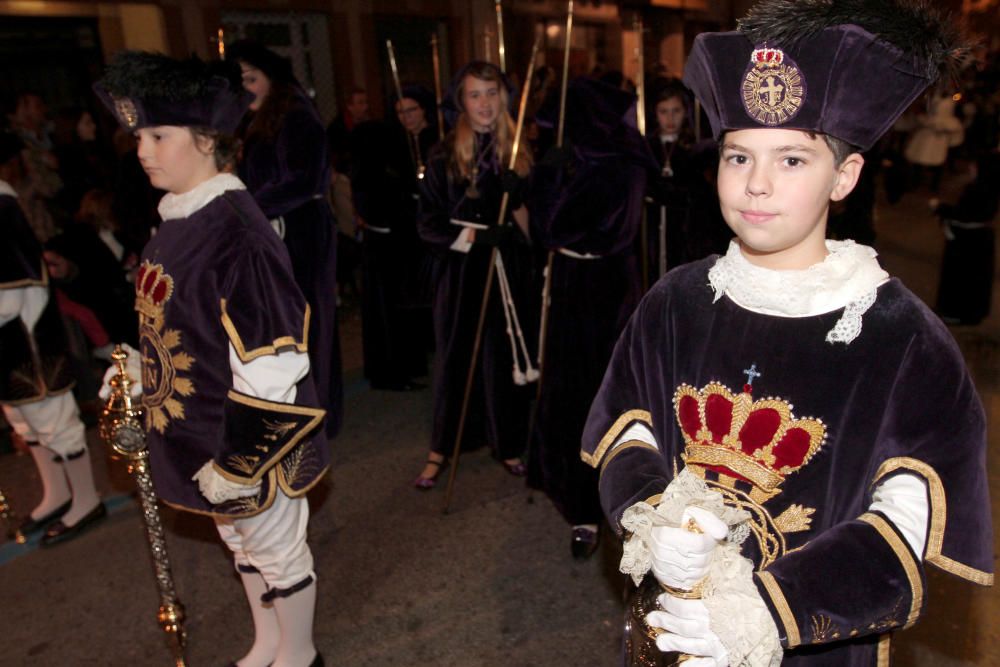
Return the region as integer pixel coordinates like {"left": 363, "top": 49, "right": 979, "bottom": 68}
{"left": 582, "top": 1, "right": 993, "bottom": 665}
{"left": 95, "top": 53, "right": 327, "bottom": 667}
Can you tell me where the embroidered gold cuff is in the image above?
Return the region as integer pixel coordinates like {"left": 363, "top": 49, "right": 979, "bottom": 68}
{"left": 598, "top": 440, "right": 659, "bottom": 483}
{"left": 220, "top": 300, "right": 311, "bottom": 362}
{"left": 581, "top": 409, "right": 653, "bottom": 468}
{"left": 859, "top": 512, "right": 924, "bottom": 628}
{"left": 756, "top": 570, "right": 801, "bottom": 647}
{"left": 873, "top": 457, "right": 993, "bottom": 586}
{"left": 216, "top": 390, "right": 325, "bottom": 484}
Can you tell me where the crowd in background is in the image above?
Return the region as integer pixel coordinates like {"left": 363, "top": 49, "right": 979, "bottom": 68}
{"left": 0, "top": 44, "right": 997, "bottom": 441}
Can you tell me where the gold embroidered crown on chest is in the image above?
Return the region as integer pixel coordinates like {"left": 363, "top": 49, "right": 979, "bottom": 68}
{"left": 135, "top": 261, "right": 174, "bottom": 320}
{"left": 674, "top": 381, "right": 826, "bottom": 495}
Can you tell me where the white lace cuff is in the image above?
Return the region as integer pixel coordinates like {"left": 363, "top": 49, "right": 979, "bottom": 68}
{"left": 619, "top": 468, "right": 751, "bottom": 586}
{"left": 702, "top": 544, "right": 783, "bottom": 666}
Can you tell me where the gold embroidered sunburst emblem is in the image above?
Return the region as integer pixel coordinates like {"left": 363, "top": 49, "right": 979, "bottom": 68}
{"left": 135, "top": 261, "right": 196, "bottom": 433}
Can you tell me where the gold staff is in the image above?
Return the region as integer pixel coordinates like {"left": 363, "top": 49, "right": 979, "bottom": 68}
{"left": 431, "top": 33, "right": 446, "bottom": 141}
{"left": 527, "top": 0, "right": 574, "bottom": 454}
{"left": 100, "top": 346, "right": 187, "bottom": 667}
{"left": 386, "top": 39, "right": 427, "bottom": 179}
{"left": 495, "top": 0, "right": 507, "bottom": 72}
{"left": 442, "top": 34, "right": 542, "bottom": 514}
{"left": 634, "top": 14, "right": 650, "bottom": 291}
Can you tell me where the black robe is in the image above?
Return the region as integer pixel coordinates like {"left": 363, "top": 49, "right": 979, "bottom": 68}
{"left": 138, "top": 187, "right": 328, "bottom": 517}
{"left": 583, "top": 257, "right": 993, "bottom": 665}
{"left": 239, "top": 91, "right": 342, "bottom": 436}
{"left": 417, "top": 133, "right": 537, "bottom": 458}
{"left": 526, "top": 78, "right": 649, "bottom": 526}
{"left": 0, "top": 192, "right": 75, "bottom": 405}
{"left": 643, "top": 135, "right": 729, "bottom": 283}
{"left": 351, "top": 121, "right": 434, "bottom": 387}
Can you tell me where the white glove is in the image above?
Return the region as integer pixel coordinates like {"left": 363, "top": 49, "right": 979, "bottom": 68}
{"left": 98, "top": 343, "right": 143, "bottom": 400}
{"left": 647, "top": 594, "right": 729, "bottom": 667}
{"left": 649, "top": 506, "right": 729, "bottom": 590}
{"left": 192, "top": 460, "right": 262, "bottom": 504}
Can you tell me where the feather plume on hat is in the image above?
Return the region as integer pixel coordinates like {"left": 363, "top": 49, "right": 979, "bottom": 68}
{"left": 737, "top": 0, "right": 971, "bottom": 82}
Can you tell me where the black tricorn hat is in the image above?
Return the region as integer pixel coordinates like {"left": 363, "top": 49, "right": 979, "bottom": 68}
{"left": 94, "top": 51, "right": 252, "bottom": 134}
{"left": 683, "top": 0, "right": 968, "bottom": 151}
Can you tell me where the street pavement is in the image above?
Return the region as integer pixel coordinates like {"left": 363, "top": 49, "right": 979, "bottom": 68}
{"left": 1, "top": 172, "right": 997, "bottom": 666}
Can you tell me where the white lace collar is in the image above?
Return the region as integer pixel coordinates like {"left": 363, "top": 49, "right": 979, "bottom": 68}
{"left": 708, "top": 239, "right": 890, "bottom": 345}
{"left": 0, "top": 178, "right": 16, "bottom": 198}
{"left": 158, "top": 173, "right": 246, "bottom": 221}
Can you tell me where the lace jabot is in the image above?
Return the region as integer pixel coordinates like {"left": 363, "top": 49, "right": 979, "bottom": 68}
{"left": 708, "top": 240, "right": 889, "bottom": 345}
{"left": 158, "top": 173, "right": 246, "bottom": 221}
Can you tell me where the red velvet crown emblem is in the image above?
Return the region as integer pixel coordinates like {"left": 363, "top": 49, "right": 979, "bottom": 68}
{"left": 674, "top": 381, "right": 825, "bottom": 497}
{"left": 135, "top": 261, "right": 174, "bottom": 319}
{"left": 751, "top": 47, "right": 785, "bottom": 68}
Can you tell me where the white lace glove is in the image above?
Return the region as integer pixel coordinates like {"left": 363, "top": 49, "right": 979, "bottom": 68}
{"left": 98, "top": 343, "right": 143, "bottom": 400}
{"left": 192, "top": 460, "right": 262, "bottom": 504}
{"left": 650, "top": 506, "right": 729, "bottom": 590}
{"left": 647, "top": 594, "right": 729, "bottom": 667}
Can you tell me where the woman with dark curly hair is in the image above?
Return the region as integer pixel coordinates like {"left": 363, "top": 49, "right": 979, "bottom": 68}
{"left": 229, "top": 40, "right": 342, "bottom": 439}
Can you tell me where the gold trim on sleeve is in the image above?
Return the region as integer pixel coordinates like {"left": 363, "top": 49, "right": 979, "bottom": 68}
{"left": 858, "top": 512, "right": 923, "bottom": 628}
{"left": 220, "top": 299, "right": 311, "bottom": 362}
{"left": 214, "top": 390, "right": 325, "bottom": 485}
{"left": 873, "top": 457, "right": 994, "bottom": 586}
{"left": 598, "top": 440, "right": 659, "bottom": 482}
{"left": 756, "top": 570, "right": 801, "bottom": 647}
{"left": 0, "top": 260, "right": 49, "bottom": 290}
{"left": 580, "top": 409, "right": 653, "bottom": 468}
{"left": 877, "top": 633, "right": 891, "bottom": 667}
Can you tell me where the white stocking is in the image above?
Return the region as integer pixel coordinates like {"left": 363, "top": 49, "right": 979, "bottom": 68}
{"left": 272, "top": 579, "right": 317, "bottom": 667}
{"left": 26, "top": 444, "right": 70, "bottom": 519}
{"left": 236, "top": 570, "right": 280, "bottom": 667}
{"left": 61, "top": 448, "right": 101, "bottom": 525}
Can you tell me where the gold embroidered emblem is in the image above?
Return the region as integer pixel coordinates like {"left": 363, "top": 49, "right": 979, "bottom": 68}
{"left": 113, "top": 96, "right": 140, "bottom": 129}
{"left": 674, "top": 379, "right": 826, "bottom": 567}
{"left": 741, "top": 47, "right": 805, "bottom": 126}
{"left": 136, "top": 261, "right": 196, "bottom": 433}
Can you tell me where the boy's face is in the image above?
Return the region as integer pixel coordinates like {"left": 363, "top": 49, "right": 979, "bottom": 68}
{"left": 135, "top": 126, "right": 218, "bottom": 195}
{"left": 717, "top": 128, "right": 862, "bottom": 270}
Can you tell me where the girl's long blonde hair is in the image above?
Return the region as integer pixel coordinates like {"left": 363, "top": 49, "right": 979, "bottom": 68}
{"left": 449, "top": 62, "right": 532, "bottom": 181}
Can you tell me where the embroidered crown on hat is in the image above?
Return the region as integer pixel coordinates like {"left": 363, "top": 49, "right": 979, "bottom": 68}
{"left": 135, "top": 262, "right": 174, "bottom": 321}
{"left": 674, "top": 381, "right": 826, "bottom": 501}
{"left": 682, "top": 0, "right": 968, "bottom": 151}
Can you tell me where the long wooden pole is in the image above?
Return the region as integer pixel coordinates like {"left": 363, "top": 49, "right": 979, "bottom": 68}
{"left": 527, "top": 0, "right": 575, "bottom": 455}
{"left": 431, "top": 33, "right": 446, "bottom": 141}
{"left": 387, "top": 39, "right": 426, "bottom": 178}
{"left": 442, "top": 35, "right": 542, "bottom": 514}
{"left": 495, "top": 0, "right": 507, "bottom": 72}
{"left": 634, "top": 15, "right": 650, "bottom": 292}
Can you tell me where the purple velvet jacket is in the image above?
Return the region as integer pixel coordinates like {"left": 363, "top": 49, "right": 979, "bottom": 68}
{"left": 137, "top": 189, "right": 328, "bottom": 517}
{"left": 583, "top": 257, "right": 993, "bottom": 665}
{"left": 0, "top": 193, "right": 75, "bottom": 405}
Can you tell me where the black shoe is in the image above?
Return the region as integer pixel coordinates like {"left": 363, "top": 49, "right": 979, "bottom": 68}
{"left": 571, "top": 526, "right": 600, "bottom": 560}
{"left": 9, "top": 499, "right": 72, "bottom": 543}
{"left": 310, "top": 652, "right": 324, "bottom": 667}
{"left": 40, "top": 502, "right": 107, "bottom": 547}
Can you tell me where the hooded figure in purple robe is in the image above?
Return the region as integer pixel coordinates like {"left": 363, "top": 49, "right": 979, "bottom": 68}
{"left": 526, "top": 77, "right": 653, "bottom": 557}
{"left": 229, "top": 40, "right": 343, "bottom": 437}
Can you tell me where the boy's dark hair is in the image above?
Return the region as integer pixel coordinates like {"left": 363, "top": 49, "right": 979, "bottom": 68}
{"left": 190, "top": 127, "right": 241, "bottom": 171}
{"left": 812, "top": 133, "right": 861, "bottom": 167}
